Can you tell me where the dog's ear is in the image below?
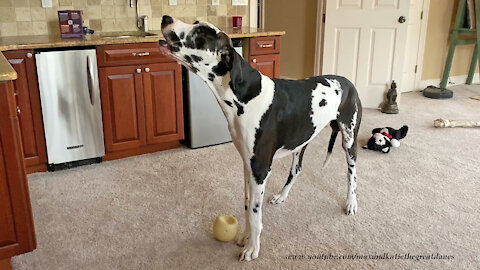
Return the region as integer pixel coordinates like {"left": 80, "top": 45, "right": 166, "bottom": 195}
{"left": 372, "top": 128, "right": 381, "bottom": 134}
{"left": 214, "top": 32, "right": 234, "bottom": 74}
{"left": 229, "top": 50, "right": 244, "bottom": 93}
{"left": 218, "top": 47, "right": 234, "bottom": 69}
{"left": 215, "top": 32, "right": 245, "bottom": 98}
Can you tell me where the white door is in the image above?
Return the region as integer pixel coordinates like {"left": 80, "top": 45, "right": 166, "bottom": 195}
{"left": 322, "top": 0, "right": 410, "bottom": 108}
{"left": 402, "top": 0, "right": 426, "bottom": 92}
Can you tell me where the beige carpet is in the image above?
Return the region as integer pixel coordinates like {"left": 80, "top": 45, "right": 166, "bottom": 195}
{"left": 12, "top": 85, "right": 480, "bottom": 270}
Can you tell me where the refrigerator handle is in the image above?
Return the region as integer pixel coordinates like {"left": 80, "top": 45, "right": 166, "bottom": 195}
{"left": 86, "top": 55, "right": 95, "bottom": 106}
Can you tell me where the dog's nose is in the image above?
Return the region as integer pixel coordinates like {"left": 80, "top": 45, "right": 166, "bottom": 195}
{"left": 161, "top": 15, "right": 174, "bottom": 29}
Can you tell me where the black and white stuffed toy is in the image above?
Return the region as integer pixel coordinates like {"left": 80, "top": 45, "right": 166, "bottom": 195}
{"left": 362, "top": 125, "right": 408, "bottom": 153}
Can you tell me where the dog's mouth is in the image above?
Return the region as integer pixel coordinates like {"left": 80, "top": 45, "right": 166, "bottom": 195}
{"left": 159, "top": 39, "right": 200, "bottom": 73}
{"left": 159, "top": 40, "right": 172, "bottom": 55}
{"left": 159, "top": 37, "right": 182, "bottom": 54}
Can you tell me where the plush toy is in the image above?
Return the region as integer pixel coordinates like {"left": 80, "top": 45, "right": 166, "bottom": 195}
{"left": 362, "top": 125, "right": 408, "bottom": 153}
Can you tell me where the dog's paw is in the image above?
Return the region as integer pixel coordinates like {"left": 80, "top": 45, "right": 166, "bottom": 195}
{"left": 235, "top": 231, "right": 249, "bottom": 247}
{"left": 269, "top": 193, "right": 287, "bottom": 204}
{"left": 345, "top": 195, "right": 358, "bottom": 215}
{"left": 239, "top": 243, "right": 260, "bottom": 261}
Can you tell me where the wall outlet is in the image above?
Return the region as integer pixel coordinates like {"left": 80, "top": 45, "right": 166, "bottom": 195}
{"left": 212, "top": 0, "right": 219, "bottom": 6}
{"left": 232, "top": 0, "right": 248, "bottom": 6}
{"left": 169, "top": 0, "right": 177, "bottom": 6}
{"left": 41, "top": 0, "right": 52, "bottom": 8}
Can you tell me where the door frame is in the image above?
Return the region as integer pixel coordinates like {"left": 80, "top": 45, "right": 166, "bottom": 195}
{"left": 314, "top": 0, "right": 325, "bottom": 76}
{"left": 313, "top": 0, "right": 430, "bottom": 87}
{"left": 411, "top": 0, "right": 430, "bottom": 92}
{"left": 250, "top": 0, "right": 259, "bottom": 28}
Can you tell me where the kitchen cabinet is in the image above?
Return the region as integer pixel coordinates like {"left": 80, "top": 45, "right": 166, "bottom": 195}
{"left": 97, "top": 43, "right": 184, "bottom": 160}
{"left": 246, "top": 36, "right": 281, "bottom": 79}
{"left": 99, "top": 65, "right": 146, "bottom": 153}
{"left": 0, "top": 80, "right": 36, "bottom": 268}
{"left": 3, "top": 50, "right": 47, "bottom": 174}
{"left": 250, "top": 54, "right": 281, "bottom": 79}
{"left": 143, "top": 62, "right": 183, "bottom": 145}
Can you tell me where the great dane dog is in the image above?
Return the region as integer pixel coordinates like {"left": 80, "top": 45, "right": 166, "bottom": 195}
{"left": 159, "top": 16, "right": 362, "bottom": 261}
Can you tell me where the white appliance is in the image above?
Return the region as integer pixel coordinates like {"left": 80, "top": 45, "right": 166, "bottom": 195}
{"left": 36, "top": 48, "right": 105, "bottom": 171}
{"left": 185, "top": 39, "right": 243, "bottom": 148}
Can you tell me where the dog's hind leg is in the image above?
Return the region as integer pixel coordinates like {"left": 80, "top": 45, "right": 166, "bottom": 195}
{"left": 269, "top": 145, "right": 308, "bottom": 204}
{"left": 323, "top": 121, "right": 340, "bottom": 168}
{"left": 339, "top": 108, "right": 360, "bottom": 215}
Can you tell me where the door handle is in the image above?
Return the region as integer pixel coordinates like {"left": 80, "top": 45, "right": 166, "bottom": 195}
{"left": 136, "top": 68, "right": 142, "bottom": 73}
{"left": 145, "top": 67, "right": 150, "bottom": 72}
{"left": 398, "top": 16, "right": 406, "bottom": 23}
{"left": 16, "top": 106, "right": 21, "bottom": 115}
{"left": 26, "top": 52, "right": 33, "bottom": 58}
{"left": 252, "top": 58, "right": 257, "bottom": 63}
{"left": 86, "top": 55, "right": 95, "bottom": 106}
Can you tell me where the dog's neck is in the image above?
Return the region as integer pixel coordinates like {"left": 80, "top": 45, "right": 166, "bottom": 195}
{"left": 207, "top": 51, "right": 263, "bottom": 106}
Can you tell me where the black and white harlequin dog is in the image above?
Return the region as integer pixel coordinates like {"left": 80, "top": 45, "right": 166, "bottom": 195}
{"left": 159, "top": 16, "right": 362, "bottom": 261}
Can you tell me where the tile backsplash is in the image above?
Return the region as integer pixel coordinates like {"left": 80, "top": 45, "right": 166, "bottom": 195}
{"left": 0, "top": 0, "right": 249, "bottom": 37}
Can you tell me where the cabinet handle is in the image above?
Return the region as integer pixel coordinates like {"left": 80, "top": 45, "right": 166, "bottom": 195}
{"left": 132, "top": 52, "right": 150, "bottom": 57}
{"left": 14, "top": 90, "right": 19, "bottom": 96}
{"left": 26, "top": 52, "right": 33, "bottom": 58}
{"left": 145, "top": 67, "right": 150, "bottom": 72}
{"left": 258, "top": 44, "right": 273, "bottom": 48}
{"left": 136, "top": 68, "right": 142, "bottom": 73}
{"left": 16, "top": 106, "right": 21, "bottom": 115}
{"left": 252, "top": 58, "right": 257, "bottom": 63}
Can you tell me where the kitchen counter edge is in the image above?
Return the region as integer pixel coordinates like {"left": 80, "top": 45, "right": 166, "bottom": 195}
{"left": 0, "top": 28, "right": 285, "bottom": 82}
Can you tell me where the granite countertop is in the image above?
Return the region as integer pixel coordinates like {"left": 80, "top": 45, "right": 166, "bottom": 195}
{"left": 0, "top": 28, "right": 285, "bottom": 51}
{"left": 0, "top": 27, "right": 285, "bottom": 81}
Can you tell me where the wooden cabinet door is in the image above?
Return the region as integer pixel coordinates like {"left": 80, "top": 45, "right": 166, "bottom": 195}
{"left": 0, "top": 140, "right": 17, "bottom": 254}
{"left": 143, "top": 63, "right": 184, "bottom": 144}
{"left": 99, "top": 66, "right": 146, "bottom": 153}
{"left": 3, "top": 50, "right": 47, "bottom": 173}
{"left": 250, "top": 54, "right": 280, "bottom": 79}
{"left": 0, "top": 81, "right": 36, "bottom": 259}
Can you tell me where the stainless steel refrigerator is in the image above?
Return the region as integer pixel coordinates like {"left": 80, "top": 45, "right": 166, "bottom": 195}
{"left": 36, "top": 48, "right": 105, "bottom": 171}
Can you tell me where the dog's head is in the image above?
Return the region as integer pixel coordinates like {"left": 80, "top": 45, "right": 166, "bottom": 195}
{"left": 159, "top": 16, "right": 239, "bottom": 81}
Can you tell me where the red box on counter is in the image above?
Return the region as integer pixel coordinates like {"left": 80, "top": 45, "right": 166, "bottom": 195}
{"left": 58, "top": 10, "right": 84, "bottom": 38}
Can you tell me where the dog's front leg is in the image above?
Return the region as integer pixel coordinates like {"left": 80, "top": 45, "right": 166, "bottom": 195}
{"left": 236, "top": 162, "right": 251, "bottom": 247}
{"left": 239, "top": 162, "right": 270, "bottom": 261}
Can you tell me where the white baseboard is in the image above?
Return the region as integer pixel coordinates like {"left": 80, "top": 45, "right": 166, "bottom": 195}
{"left": 416, "top": 73, "right": 480, "bottom": 91}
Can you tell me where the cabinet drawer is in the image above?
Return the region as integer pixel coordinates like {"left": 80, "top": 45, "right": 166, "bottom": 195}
{"left": 96, "top": 42, "right": 173, "bottom": 67}
{"left": 249, "top": 36, "right": 281, "bottom": 56}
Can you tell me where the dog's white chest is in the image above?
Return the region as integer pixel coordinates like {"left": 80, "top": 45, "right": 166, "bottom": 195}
{"left": 225, "top": 74, "right": 275, "bottom": 155}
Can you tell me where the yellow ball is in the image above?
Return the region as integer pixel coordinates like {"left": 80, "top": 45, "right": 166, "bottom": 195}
{"left": 213, "top": 214, "right": 239, "bottom": 242}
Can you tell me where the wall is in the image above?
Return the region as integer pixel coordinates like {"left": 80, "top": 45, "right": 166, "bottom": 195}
{"left": 264, "top": 0, "right": 317, "bottom": 79}
{"left": 0, "top": 0, "right": 249, "bottom": 37}
{"left": 422, "top": 0, "right": 476, "bottom": 80}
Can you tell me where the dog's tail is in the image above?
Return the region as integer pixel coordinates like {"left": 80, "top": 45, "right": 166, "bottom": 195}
{"left": 323, "top": 121, "right": 339, "bottom": 169}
